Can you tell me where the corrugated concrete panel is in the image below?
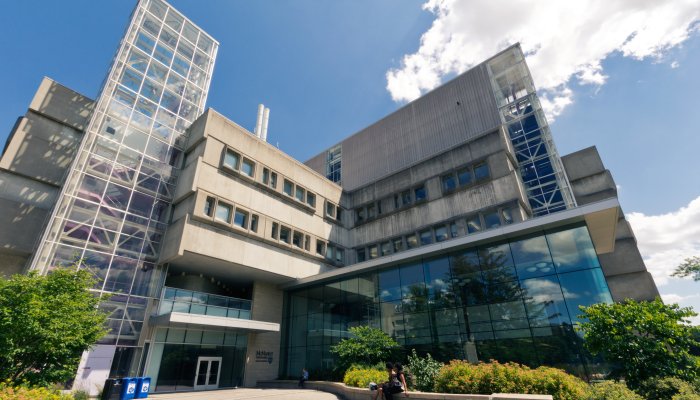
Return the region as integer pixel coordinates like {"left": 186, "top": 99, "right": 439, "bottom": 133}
{"left": 304, "top": 64, "right": 501, "bottom": 191}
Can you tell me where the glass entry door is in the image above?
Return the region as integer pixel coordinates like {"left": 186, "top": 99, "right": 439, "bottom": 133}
{"left": 194, "top": 357, "right": 222, "bottom": 390}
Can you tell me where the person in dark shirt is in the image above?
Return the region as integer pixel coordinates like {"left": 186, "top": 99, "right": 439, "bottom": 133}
{"left": 390, "top": 362, "right": 409, "bottom": 397}
{"left": 372, "top": 363, "right": 396, "bottom": 400}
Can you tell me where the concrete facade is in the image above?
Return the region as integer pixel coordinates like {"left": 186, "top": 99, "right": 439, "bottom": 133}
{"left": 0, "top": 78, "right": 93, "bottom": 275}
{"left": 561, "top": 146, "right": 659, "bottom": 302}
{"left": 0, "top": 2, "right": 660, "bottom": 394}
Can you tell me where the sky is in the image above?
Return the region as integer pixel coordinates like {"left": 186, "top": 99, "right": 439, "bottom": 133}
{"left": 1, "top": 1, "right": 699, "bottom": 321}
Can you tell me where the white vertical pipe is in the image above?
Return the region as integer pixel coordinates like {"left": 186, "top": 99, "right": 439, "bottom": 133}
{"left": 254, "top": 104, "right": 264, "bottom": 138}
{"left": 261, "top": 108, "right": 270, "bottom": 142}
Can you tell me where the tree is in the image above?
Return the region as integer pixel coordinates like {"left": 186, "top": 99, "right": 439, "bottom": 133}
{"left": 0, "top": 261, "right": 110, "bottom": 385}
{"left": 330, "top": 326, "right": 400, "bottom": 372}
{"left": 578, "top": 298, "right": 700, "bottom": 388}
{"left": 671, "top": 256, "right": 700, "bottom": 281}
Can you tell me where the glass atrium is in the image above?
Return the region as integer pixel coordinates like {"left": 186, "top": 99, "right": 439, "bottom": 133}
{"left": 279, "top": 222, "right": 612, "bottom": 380}
{"left": 27, "top": 0, "right": 218, "bottom": 374}
{"left": 486, "top": 47, "right": 575, "bottom": 217}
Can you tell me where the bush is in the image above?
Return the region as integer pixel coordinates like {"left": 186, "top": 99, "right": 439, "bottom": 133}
{"left": 673, "top": 386, "right": 700, "bottom": 400}
{"left": 636, "top": 376, "right": 700, "bottom": 400}
{"left": 434, "top": 360, "right": 587, "bottom": 400}
{"left": 72, "top": 390, "right": 89, "bottom": 400}
{"left": 582, "top": 381, "right": 642, "bottom": 400}
{"left": 406, "top": 349, "right": 443, "bottom": 392}
{"left": 330, "top": 326, "right": 401, "bottom": 374}
{"left": 0, "top": 380, "right": 73, "bottom": 399}
{"left": 343, "top": 366, "right": 389, "bottom": 388}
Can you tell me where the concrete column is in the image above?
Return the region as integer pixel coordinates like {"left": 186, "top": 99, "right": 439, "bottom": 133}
{"left": 243, "top": 280, "right": 284, "bottom": 388}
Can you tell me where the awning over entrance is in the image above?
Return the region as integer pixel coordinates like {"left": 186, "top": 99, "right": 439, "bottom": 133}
{"left": 148, "top": 312, "right": 279, "bottom": 334}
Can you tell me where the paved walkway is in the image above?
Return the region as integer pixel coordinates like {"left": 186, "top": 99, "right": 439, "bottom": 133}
{"left": 148, "top": 388, "right": 346, "bottom": 400}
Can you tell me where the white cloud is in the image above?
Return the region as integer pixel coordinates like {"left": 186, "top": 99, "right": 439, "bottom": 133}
{"left": 661, "top": 293, "right": 699, "bottom": 303}
{"left": 386, "top": 0, "right": 700, "bottom": 121}
{"left": 671, "top": 61, "right": 680, "bottom": 68}
{"left": 627, "top": 196, "right": 700, "bottom": 286}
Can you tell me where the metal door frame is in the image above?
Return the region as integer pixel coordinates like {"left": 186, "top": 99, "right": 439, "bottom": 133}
{"left": 193, "top": 356, "right": 222, "bottom": 391}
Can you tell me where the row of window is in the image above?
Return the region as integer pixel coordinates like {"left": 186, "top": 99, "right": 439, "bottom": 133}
{"left": 199, "top": 190, "right": 346, "bottom": 265}
{"left": 355, "top": 162, "right": 490, "bottom": 223}
{"left": 221, "top": 147, "right": 348, "bottom": 220}
{"left": 356, "top": 206, "right": 514, "bottom": 262}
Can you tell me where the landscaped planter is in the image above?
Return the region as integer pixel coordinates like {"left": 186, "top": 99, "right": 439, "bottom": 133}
{"left": 256, "top": 380, "right": 553, "bottom": 400}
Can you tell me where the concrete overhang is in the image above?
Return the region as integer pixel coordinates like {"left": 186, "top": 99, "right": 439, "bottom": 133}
{"left": 148, "top": 312, "right": 279, "bottom": 333}
{"left": 278, "top": 197, "right": 620, "bottom": 291}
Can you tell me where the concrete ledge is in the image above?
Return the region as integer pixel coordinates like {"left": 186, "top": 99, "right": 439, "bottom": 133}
{"left": 256, "top": 380, "right": 552, "bottom": 400}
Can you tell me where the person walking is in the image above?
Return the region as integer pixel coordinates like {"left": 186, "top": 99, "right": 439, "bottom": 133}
{"left": 298, "top": 368, "right": 309, "bottom": 388}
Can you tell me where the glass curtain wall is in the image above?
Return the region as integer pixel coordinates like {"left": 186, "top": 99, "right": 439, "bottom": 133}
{"left": 27, "top": 0, "right": 218, "bottom": 360}
{"left": 486, "top": 46, "right": 575, "bottom": 217}
{"left": 280, "top": 222, "right": 612, "bottom": 380}
{"left": 326, "top": 144, "right": 341, "bottom": 185}
{"left": 147, "top": 328, "right": 248, "bottom": 391}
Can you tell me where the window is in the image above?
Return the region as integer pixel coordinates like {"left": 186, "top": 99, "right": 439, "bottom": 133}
{"left": 271, "top": 222, "right": 278, "bottom": 239}
{"left": 442, "top": 174, "right": 456, "bottom": 191}
{"left": 420, "top": 230, "right": 432, "bottom": 246}
{"left": 241, "top": 159, "right": 254, "bottom": 177}
{"left": 367, "top": 204, "right": 375, "bottom": 218}
{"left": 305, "top": 235, "right": 310, "bottom": 251}
{"left": 377, "top": 202, "right": 382, "bottom": 215}
{"left": 262, "top": 168, "right": 269, "bottom": 184}
{"left": 306, "top": 193, "right": 315, "bottom": 208}
{"left": 224, "top": 150, "right": 239, "bottom": 170}
{"left": 414, "top": 186, "right": 426, "bottom": 201}
{"left": 401, "top": 191, "right": 411, "bottom": 206}
{"left": 283, "top": 180, "right": 293, "bottom": 196}
{"left": 357, "top": 249, "right": 366, "bottom": 262}
{"left": 435, "top": 226, "right": 448, "bottom": 242}
{"left": 295, "top": 186, "right": 304, "bottom": 202}
{"left": 326, "top": 244, "right": 334, "bottom": 259}
{"left": 457, "top": 167, "right": 472, "bottom": 185}
{"left": 293, "top": 232, "right": 302, "bottom": 248}
{"left": 336, "top": 248, "right": 344, "bottom": 262}
{"left": 280, "top": 227, "right": 290, "bottom": 244}
{"left": 356, "top": 208, "right": 365, "bottom": 222}
{"left": 406, "top": 234, "right": 418, "bottom": 249}
{"left": 484, "top": 211, "right": 501, "bottom": 229}
{"left": 381, "top": 242, "right": 391, "bottom": 257}
{"left": 393, "top": 238, "right": 404, "bottom": 253}
{"left": 450, "top": 223, "right": 458, "bottom": 238}
{"left": 326, "top": 203, "right": 334, "bottom": 218}
{"left": 250, "top": 215, "right": 258, "bottom": 232}
{"left": 368, "top": 245, "right": 378, "bottom": 259}
{"left": 233, "top": 210, "right": 247, "bottom": 228}
{"left": 336, "top": 208, "right": 343, "bottom": 222}
{"left": 204, "top": 197, "right": 214, "bottom": 216}
{"left": 270, "top": 172, "right": 277, "bottom": 188}
{"left": 394, "top": 194, "right": 399, "bottom": 209}
{"left": 474, "top": 162, "right": 489, "bottom": 180}
{"left": 502, "top": 208, "right": 514, "bottom": 225}
{"left": 316, "top": 241, "right": 325, "bottom": 255}
{"left": 215, "top": 203, "right": 231, "bottom": 223}
{"left": 467, "top": 217, "right": 482, "bottom": 233}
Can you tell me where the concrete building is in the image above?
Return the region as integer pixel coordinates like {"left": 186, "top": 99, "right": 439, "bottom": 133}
{"left": 0, "top": 0, "right": 658, "bottom": 395}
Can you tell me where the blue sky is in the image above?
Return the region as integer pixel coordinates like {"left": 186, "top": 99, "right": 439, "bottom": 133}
{"left": 1, "top": 0, "right": 699, "bottom": 318}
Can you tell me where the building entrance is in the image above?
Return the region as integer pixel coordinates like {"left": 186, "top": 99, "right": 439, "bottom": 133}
{"left": 194, "top": 357, "right": 222, "bottom": 390}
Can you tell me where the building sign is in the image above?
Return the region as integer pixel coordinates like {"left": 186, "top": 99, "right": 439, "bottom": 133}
{"left": 256, "top": 351, "right": 273, "bottom": 364}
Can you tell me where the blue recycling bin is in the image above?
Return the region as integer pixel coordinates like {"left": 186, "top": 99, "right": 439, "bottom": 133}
{"left": 135, "top": 377, "right": 151, "bottom": 398}
{"left": 120, "top": 378, "right": 138, "bottom": 400}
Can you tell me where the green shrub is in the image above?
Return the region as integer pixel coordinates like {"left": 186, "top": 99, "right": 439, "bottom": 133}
{"left": 434, "top": 360, "right": 587, "bottom": 400}
{"left": 636, "top": 377, "right": 699, "bottom": 400}
{"left": 406, "top": 349, "right": 443, "bottom": 392}
{"left": 72, "top": 390, "right": 89, "bottom": 400}
{"left": 582, "top": 381, "right": 642, "bottom": 400}
{"left": 673, "top": 386, "right": 700, "bottom": 400}
{"left": 343, "top": 366, "right": 389, "bottom": 388}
